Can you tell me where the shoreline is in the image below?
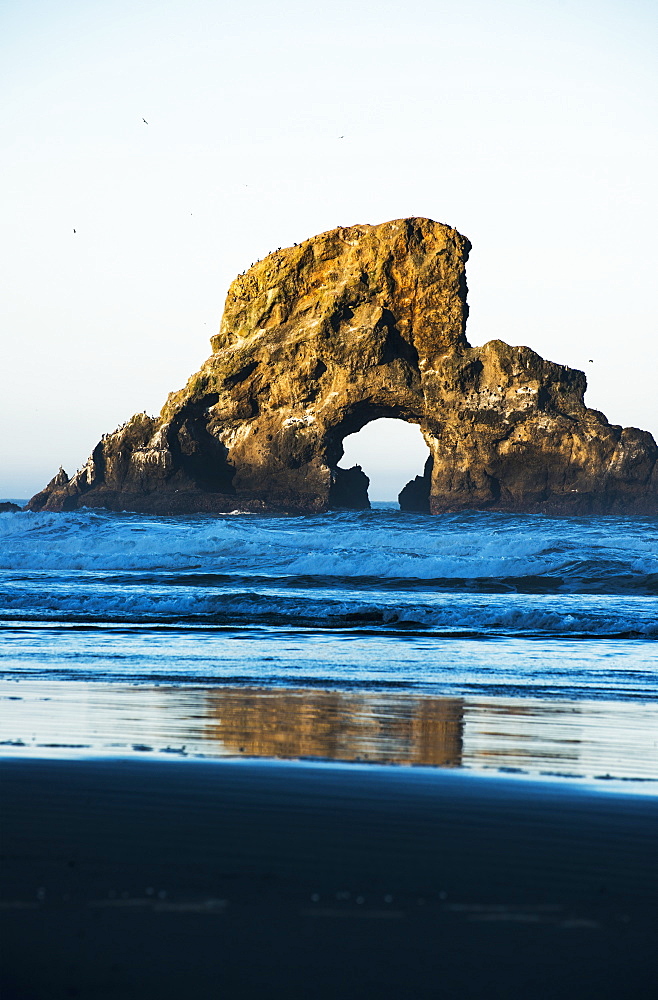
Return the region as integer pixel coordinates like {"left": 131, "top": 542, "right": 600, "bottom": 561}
{"left": 3, "top": 678, "right": 658, "bottom": 782}
{"left": 2, "top": 756, "right": 657, "bottom": 998}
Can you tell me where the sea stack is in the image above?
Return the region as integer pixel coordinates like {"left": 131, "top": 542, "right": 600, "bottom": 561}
{"left": 29, "top": 218, "right": 658, "bottom": 515}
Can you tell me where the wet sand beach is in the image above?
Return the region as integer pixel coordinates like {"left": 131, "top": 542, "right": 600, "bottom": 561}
{"left": 2, "top": 756, "right": 657, "bottom": 999}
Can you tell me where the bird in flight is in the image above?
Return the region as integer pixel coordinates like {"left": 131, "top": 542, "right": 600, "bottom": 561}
{"left": 73, "top": 229, "right": 76, "bottom": 234}
{"left": 142, "top": 118, "right": 148, "bottom": 125}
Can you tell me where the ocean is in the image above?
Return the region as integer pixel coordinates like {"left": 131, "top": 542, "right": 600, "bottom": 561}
{"left": 1, "top": 503, "right": 656, "bottom": 783}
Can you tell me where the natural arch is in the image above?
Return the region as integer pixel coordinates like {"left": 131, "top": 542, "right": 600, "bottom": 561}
{"left": 334, "top": 417, "right": 431, "bottom": 509}
{"left": 29, "top": 218, "right": 658, "bottom": 515}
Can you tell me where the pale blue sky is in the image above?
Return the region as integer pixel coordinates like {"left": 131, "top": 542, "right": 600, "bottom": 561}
{"left": 1, "top": 0, "right": 656, "bottom": 498}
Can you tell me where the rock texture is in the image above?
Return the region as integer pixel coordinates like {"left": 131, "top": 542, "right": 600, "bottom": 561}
{"left": 29, "top": 217, "right": 658, "bottom": 516}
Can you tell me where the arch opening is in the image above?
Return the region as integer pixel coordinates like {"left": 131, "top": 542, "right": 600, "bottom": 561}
{"left": 330, "top": 418, "right": 432, "bottom": 511}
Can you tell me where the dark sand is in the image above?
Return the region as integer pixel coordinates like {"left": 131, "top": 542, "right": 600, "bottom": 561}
{"left": 1, "top": 757, "right": 657, "bottom": 999}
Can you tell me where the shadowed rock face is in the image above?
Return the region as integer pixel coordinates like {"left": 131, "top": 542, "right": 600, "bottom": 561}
{"left": 0, "top": 502, "right": 22, "bottom": 513}
{"left": 29, "top": 217, "right": 658, "bottom": 515}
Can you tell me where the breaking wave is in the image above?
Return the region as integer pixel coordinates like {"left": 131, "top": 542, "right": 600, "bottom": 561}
{"left": 1, "top": 507, "right": 657, "bottom": 593}
{"left": 1, "top": 506, "right": 657, "bottom": 638}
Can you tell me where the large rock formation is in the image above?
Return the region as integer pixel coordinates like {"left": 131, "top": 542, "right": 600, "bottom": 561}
{"left": 29, "top": 218, "right": 658, "bottom": 515}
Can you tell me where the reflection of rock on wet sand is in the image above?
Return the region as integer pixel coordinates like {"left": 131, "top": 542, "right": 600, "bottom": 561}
{"left": 4, "top": 681, "right": 658, "bottom": 779}
{"left": 202, "top": 688, "right": 464, "bottom": 767}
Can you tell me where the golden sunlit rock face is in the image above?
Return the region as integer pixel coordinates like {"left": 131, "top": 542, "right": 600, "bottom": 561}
{"left": 30, "top": 217, "right": 657, "bottom": 514}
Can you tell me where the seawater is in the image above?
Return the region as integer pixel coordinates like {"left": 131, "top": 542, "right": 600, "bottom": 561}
{"left": 1, "top": 503, "right": 656, "bottom": 781}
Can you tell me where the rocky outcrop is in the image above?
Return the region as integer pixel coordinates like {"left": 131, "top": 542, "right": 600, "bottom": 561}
{"left": 0, "top": 501, "right": 22, "bottom": 513}
{"left": 29, "top": 217, "right": 658, "bottom": 516}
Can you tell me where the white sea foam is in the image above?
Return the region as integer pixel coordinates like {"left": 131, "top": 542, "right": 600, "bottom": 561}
{"left": 1, "top": 509, "right": 656, "bottom": 585}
